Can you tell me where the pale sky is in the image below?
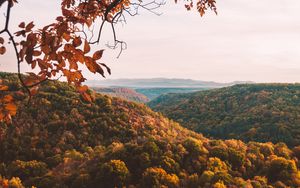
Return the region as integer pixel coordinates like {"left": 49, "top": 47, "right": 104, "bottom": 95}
{"left": 0, "top": 0, "right": 300, "bottom": 83}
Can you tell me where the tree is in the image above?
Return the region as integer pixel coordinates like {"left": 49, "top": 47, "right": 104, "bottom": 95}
{"left": 141, "top": 167, "right": 179, "bottom": 188}
{"left": 95, "top": 159, "right": 130, "bottom": 187}
{"left": 0, "top": 0, "right": 217, "bottom": 122}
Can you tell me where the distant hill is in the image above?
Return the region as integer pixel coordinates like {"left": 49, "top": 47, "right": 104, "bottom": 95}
{"left": 136, "top": 88, "right": 207, "bottom": 100}
{"left": 87, "top": 78, "right": 254, "bottom": 100}
{"left": 148, "top": 84, "right": 300, "bottom": 146}
{"left": 92, "top": 87, "right": 150, "bottom": 103}
{"left": 1, "top": 73, "right": 300, "bottom": 188}
{"left": 86, "top": 78, "right": 254, "bottom": 88}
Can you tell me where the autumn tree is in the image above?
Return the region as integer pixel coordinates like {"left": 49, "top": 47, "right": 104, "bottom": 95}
{"left": 95, "top": 160, "right": 130, "bottom": 187}
{"left": 0, "top": 0, "right": 217, "bottom": 122}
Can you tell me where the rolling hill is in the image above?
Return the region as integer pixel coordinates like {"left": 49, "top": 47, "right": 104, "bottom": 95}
{"left": 0, "top": 73, "right": 300, "bottom": 188}
{"left": 148, "top": 84, "right": 300, "bottom": 147}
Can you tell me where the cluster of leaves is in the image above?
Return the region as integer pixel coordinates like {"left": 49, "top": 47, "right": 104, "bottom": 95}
{"left": 92, "top": 87, "right": 150, "bottom": 103}
{"left": 148, "top": 84, "right": 300, "bottom": 147}
{"left": 0, "top": 175, "right": 25, "bottom": 188}
{"left": 1, "top": 73, "right": 300, "bottom": 187}
{"left": 183, "top": 0, "right": 217, "bottom": 16}
{"left": 0, "top": 79, "right": 17, "bottom": 122}
{"left": 0, "top": 0, "right": 121, "bottom": 122}
{"left": 0, "top": 0, "right": 218, "bottom": 122}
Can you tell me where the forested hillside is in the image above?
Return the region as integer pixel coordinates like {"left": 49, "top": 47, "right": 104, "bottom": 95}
{"left": 92, "top": 87, "right": 150, "bottom": 103}
{"left": 1, "top": 73, "right": 300, "bottom": 188}
{"left": 149, "top": 84, "right": 300, "bottom": 147}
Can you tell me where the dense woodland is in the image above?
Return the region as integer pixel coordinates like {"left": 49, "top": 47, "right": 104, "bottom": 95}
{"left": 149, "top": 84, "right": 300, "bottom": 147}
{"left": 92, "top": 87, "right": 150, "bottom": 103}
{"left": 1, "top": 73, "right": 300, "bottom": 187}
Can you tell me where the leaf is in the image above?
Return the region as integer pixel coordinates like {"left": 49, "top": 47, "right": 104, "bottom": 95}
{"left": 31, "top": 60, "right": 37, "bottom": 69}
{"left": 63, "top": 33, "right": 71, "bottom": 42}
{"left": 56, "top": 16, "right": 64, "bottom": 22}
{"left": 30, "top": 87, "right": 39, "bottom": 96}
{"left": 81, "top": 92, "right": 92, "bottom": 102}
{"left": 0, "top": 46, "right": 6, "bottom": 55}
{"left": 93, "top": 50, "right": 104, "bottom": 60}
{"left": 85, "top": 57, "right": 104, "bottom": 77}
{"left": 41, "top": 45, "right": 51, "bottom": 55}
{"left": 73, "top": 36, "right": 82, "bottom": 47}
{"left": 14, "top": 30, "right": 26, "bottom": 37}
{"left": 62, "top": 8, "right": 74, "bottom": 17}
{"left": 100, "top": 63, "right": 111, "bottom": 75}
{"left": 33, "top": 51, "right": 42, "bottom": 56}
{"left": 0, "top": 37, "right": 4, "bottom": 44}
{"left": 18, "top": 22, "right": 25, "bottom": 28}
{"left": 3, "top": 95, "right": 13, "bottom": 103}
{"left": 84, "top": 40, "right": 90, "bottom": 54}
{"left": 5, "top": 103, "right": 17, "bottom": 113}
{"left": 25, "top": 21, "right": 35, "bottom": 32}
{"left": 77, "top": 85, "right": 89, "bottom": 93}
{"left": 0, "top": 85, "right": 8, "bottom": 91}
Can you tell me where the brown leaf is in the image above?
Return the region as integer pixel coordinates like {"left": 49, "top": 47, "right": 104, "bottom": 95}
{"left": 25, "top": 21, "right": 35, "bottom": 32}
{"left": 72, "top": 36, "right": 82, "bottom": 47}
{"left": 18, "top": 22, "right": 25, "bottom": 28}
{"left": 100, "top": 63, "right": 111, "bottom": 75}
{"left": 0, "top": 46, "right": 6, "bottom": 55}
{"left": 0, "top": 37, "right": 4, "bottom": 44}
{"left": 33, "top": 51, "right": 42, "bottom": 56}
{"left": 31, "top": 60, "right": 37, "bottom": 69}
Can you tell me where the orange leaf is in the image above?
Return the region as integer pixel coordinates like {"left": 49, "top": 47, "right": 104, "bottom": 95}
{"left": 63, "top": 33, "right": 71, "bottom": 42}
{"left": 0, "top": 85, "right": 8, "bottom": 91}
{"left": 3, "top": 95, "right": 13, "bottom": 103}
{"left": 0, "top": 37, "right": 4, "bottom": 44}
{"left": 82, "top": 92, "right": 92, "bottom": 102}
{"left": 73, "top": 36, "right": 82, "bottom": 47}
{"left": 93, "top": 50, "right": 104, "bottom": 60}
{"left": 5, "top": 103, "right": 17, "bottom": 113}
{"left": 77, "top": 85, "right": 89, "bottom": 93}
{"left": 84, "top": 40, "right": 90, "bottom": 54}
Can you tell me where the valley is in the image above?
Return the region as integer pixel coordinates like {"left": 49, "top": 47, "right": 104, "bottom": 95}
{"left": 1, "top": 73, "right": 300, "bottom": 187}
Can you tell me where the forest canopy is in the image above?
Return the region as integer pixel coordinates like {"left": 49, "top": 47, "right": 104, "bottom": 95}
{"left": 148, "top": 84, "right": 300, "bottom": 146}
{"left": 1, "top": 72, "right": 300, "bottom": 188}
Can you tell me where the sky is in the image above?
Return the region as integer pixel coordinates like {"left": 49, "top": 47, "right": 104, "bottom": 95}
{"left": 0, "top": 0, "right": 300, "bottom": 83}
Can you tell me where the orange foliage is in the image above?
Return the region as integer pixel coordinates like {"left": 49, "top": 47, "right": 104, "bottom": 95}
{"left": 0, "top": 0, "right": 217, "bottom": 122}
